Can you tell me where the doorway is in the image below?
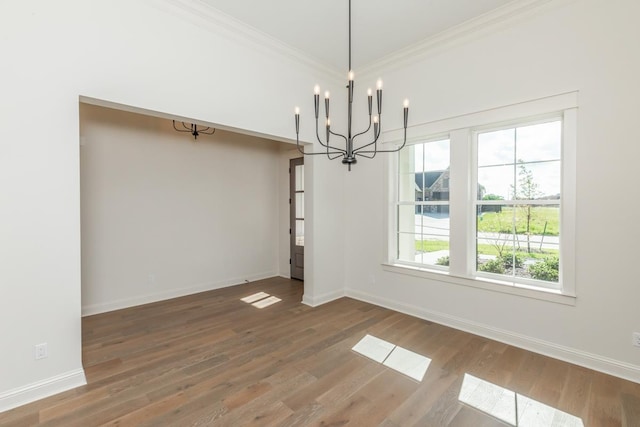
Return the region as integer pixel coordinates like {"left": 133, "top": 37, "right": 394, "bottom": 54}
{"left": 290, "top": 157, "right": 304, "bottom": 280}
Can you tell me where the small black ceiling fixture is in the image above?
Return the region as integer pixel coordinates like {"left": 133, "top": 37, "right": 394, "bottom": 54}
{"left": 172, "top": 121, "right": 216, "bottom": 140}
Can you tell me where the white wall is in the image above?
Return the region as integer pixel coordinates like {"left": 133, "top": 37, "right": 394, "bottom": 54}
{"left": 345, "top": 0, "right": 640, "bottom": 381}
{"left": 0, "top": 0, "right": 345, "bottom": 409}
{"left": 80, "top": 104, "right": 281, "bottom": 315}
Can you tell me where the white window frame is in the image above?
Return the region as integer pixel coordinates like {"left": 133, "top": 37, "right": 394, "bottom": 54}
{"left": 396, "top": 136, "right": 452, "bottom": 272}
{"left": 383, "top": 92, "right": 577, "bottom": 305}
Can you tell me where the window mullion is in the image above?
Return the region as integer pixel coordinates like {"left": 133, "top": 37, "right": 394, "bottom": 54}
{"left": 448, "top": 129, "right": 472, "bottom": 276}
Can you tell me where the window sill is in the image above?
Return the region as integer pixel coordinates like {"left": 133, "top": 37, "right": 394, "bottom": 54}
{"left": 382, "top": 263, "right": 576, "bottom": 306}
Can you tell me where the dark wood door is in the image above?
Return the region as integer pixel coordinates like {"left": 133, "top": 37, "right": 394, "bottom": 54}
{"left": 290, "top": 158, "right": 304, "bottom": 281}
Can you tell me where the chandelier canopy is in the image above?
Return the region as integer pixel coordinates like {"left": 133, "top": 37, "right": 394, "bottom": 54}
{"left": 294, "top": 0, "right": 409, "bottom": 171}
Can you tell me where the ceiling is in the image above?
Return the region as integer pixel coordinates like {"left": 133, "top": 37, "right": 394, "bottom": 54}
{"left": 199, "top": 0, "right": 514, "bottom": 72}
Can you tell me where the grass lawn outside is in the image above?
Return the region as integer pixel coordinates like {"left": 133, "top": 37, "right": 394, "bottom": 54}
{"left": 477, "top": 206, "right": 559, "bottom": 236}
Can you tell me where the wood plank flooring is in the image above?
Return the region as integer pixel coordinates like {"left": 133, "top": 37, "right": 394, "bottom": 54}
{"left": 1, "top": 277, "right": 639, "bottom": 426}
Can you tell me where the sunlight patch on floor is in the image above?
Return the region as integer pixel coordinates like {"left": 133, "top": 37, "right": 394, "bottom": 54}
{"left": 352, "top": 334, "right": 431, "bottom": 382}
{"left": 459, "top": 373, "right": 584, "bottom": 426}
{"left": 240, "top": 292, "right": 281, "bottom": 308}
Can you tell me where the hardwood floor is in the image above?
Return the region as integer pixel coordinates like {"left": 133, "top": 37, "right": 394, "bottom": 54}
{"left": 1, "top": 277, "right": 639, "bottom": 426}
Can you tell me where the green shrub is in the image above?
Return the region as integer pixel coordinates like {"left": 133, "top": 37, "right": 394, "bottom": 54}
{"left": 500, "top": 253, "right": 524, "bottom": 269}
{"left": 528, "top": 257, "right": 559, "bottom": 282}
{"left": 436, "top": 255, "right": 449, "bottom": 266}
{"left": 479, "top": 258, "right": 505, "bottom": 274}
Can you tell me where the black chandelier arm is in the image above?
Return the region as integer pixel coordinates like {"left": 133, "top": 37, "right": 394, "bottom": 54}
{"left": 198, "top": 127, "right": 216, "bottom": 135}
{"left": 351, "top": 117, "right": 373, "bottom": 141}
{"left": 296, "top": 135, "right": 344, "bottom": 159}
{"left": 314, "top": 120, "right": 347, "bottom": 154}
{"left": 352, "top": 120, "right": 381, "bottom": 154}
{"left": 172, "top": 121, "right": 191, "bottom": 133}
{"left": 354, "top": 128, "right": 408, "bottom": 155}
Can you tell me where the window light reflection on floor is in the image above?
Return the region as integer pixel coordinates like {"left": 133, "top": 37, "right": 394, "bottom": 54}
{"left": 351, "top": 334, "right": 431, "bottom": 382}
{"left": 458, "top": 373, "right": 584, "bottom": 426}
{"left": 240, "top": 292, "right": 281, "bottom": 309}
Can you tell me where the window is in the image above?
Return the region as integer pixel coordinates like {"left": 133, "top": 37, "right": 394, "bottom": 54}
{"left": 475, "top": 120, "right": 561, "bottom": 288}
{"left": 397, "top": 139, "right": 450, "bottom": 268}
{"left": 387, "top": 93, "right": 577, "bottom": 301}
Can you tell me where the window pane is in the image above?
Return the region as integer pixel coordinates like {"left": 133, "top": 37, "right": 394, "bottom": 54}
{"left": 478, "top": 128, "right": 515, "bottom": 167}
{"left": 516, "top": 121, "right": 561, "bottom": 163}
{"left": 295, "top": 165, "right": 304, "bottom": 191}
{"left": 513, "top": 161, "right": 561, "bottom": 199}
{"left": 399, "top": 173, "right": 421, "bottom": 202}
{"left": 477, "top": 239, "right": 515, "bottom": 275}
{"left": 417, "top": 236, "right": 450, "bottom": 267}
{"left": 295, "top": 193, "right": 304, "bottom": 218}
{"left": 295, "top": 220, "right": 304, "bottom": 246}
{"left": 526, "top": 242, "right": 559, "bottom": 283}
{"left": 477, "top": 165, "right": 515, "bottom": 200}
{"left": 514, "top": 205, "right": 559, "bottom": 248}
{"left": 424, "top": 139, "right": 450, "bottom": 171}
{"left": 477, "top": 205, "right": 516, "bottom": 242}
{"left": 421, "top": 206, "right": 450, "bottom": 237}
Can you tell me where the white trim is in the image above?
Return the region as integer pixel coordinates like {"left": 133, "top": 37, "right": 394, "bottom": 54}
{"left": 344, "top": 288, "right": 640, "bottom": 384}
{"left": 0, "top": 369, "right": 86, "bottom": 413}
{"left": 382, "top": 263, "right": 575, "bottom": 305}
{"left": 383, "top": 91, "right": 578, "bottom": 144}
{"left": 360, "top": 0, "right": 567, "bottom": 76}
{"left": 301, "top": 289, "right": 345, "bottom": 307}
{"left": 82, "top": 271, "right": 278, "bottom": 316}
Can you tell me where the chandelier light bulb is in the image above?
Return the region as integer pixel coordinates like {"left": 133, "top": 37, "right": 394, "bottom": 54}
{"left": 367, "top": 88, "right": 372, "bottom": 97}
{"left": 314, "top": 85, "right": 320, "bottom": 95}
{"left": 403, "top": 99, "right": 409, "bottom": 108}
{"left": 295, "top": 106, "right": 300, "bottom": 115}
{"left": 373, "top": 115, "right": 379, "bottom": 124}
{"left": 327, "top": 118, "right": 331, "bottom": 127}
{"left": 348, "top": 70, "right": 354, "bottom": 81}
{"left": 376, "top": 79, "right": 383, "bottom": 90}
{"left": 325, "top": 90, "right": 330, "bottom": 99}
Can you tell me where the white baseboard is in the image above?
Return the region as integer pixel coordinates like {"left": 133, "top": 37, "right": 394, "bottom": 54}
{"left": 302, "top": 289, "right": 345, "bottom": 307}
{"left": 345, "top": 287, "right": 640, "bottom": 384}
{"left": 82, "top": 271, "right": 278, "bottom": 316}
{"left": 0, "top": 369, "right": 86, "bottom": 413}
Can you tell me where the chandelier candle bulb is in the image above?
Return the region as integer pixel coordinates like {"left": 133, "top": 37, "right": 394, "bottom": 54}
{"left": 314, "top": 88, "right": 320, "bottom": 119}
{"left": 376, "top": 79, "right": 383, "bottom": 90}
{"left": 325, "top": 93, "right": 330, "bottom": 119}
{"left": 403, "top": 101, "right": 409, "bottom": 129}
{"left": 348, "top": 70, "right": 354, "bottom": 81}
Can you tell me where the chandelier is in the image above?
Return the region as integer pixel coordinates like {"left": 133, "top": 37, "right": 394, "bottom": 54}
{"left": 172, "top": 121, "right": 216, "bottom": 140}
{"left": 294, "top": 0, "right": 409, "bottom": 171}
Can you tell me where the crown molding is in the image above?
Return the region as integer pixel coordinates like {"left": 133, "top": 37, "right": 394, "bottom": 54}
{"left": 359, "top": 0, "right": 569, "bottom": 77}
{"left": 152, "top": 0, "right": 343, "bottom": 81}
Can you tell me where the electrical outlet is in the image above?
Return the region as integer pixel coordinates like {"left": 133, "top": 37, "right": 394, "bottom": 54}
{"left": 633, "top": 332, "right": 640, "bottom": 348}
{"left": 35, "top": 343, "right": 48, "bottom": 360}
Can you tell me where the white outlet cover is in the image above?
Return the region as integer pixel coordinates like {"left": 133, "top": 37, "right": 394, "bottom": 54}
{"left": 35, "top": 343, "right": 48, "bottom": 359}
